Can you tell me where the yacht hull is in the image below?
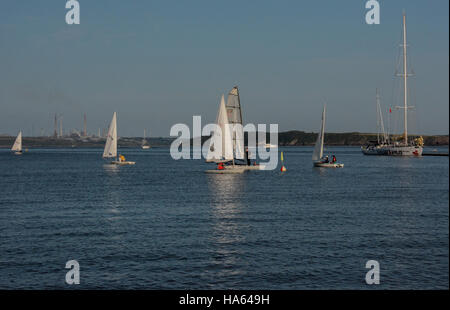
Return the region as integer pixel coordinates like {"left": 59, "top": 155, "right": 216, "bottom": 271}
{"left": 361, "top": 145, "right": 422, "bottom": 156}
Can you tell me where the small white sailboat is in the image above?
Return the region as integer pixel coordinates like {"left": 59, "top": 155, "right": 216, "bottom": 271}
{"left": 11, "top": 131, "right": 23, "bottom": 155}
{"left": 141, "top": 129, "right": 151, "bottom": 149}
{"left": 103, "top": 112, "right": 135, "bottom": 165}
{"left": 312, "top": 106, "right": 343, "bottom": 168}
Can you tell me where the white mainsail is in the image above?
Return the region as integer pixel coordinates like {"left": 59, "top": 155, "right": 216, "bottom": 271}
{"left": 11, "top": 131, "right": 22, "bottom": 152}
{"left": 312, "top": 106, "right": 326, "bottom": 161}
{"left": 226, "top": 86, "right": 245, "bottom": 160}
{"left": 103, "top": 112, "right": 117, "bottom": 158}
{"left": 206, "top": 95, "right": 233, "bottom": 162}
{"left": 142, "top": 129, "right": 148, "bottom": 146}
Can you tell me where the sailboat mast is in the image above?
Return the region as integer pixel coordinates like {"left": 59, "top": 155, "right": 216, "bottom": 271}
{"left": 375, "top": 89, "right": 387, "bottom": 144}
{"left": 320, "top": 106, "right": 326, "bottom": 159}
{"left": 115, "top": 113, "right": 118, "bottom": 161}
{"left": 402, "top": 13, "right": 408, "bottom": 145}
{"left": 236, "top": 86, "right": 246, "bottom": 164}
{"left": 376, "top": 88, "right": 380, "bottom": 144}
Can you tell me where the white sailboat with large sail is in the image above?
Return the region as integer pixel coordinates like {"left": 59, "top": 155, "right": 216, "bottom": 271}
{"left": 141, "top": 129, "right": 151, "bottom": 149}
{"left": 103, "top": 112, "right": 135, "bottom": 165}
{"left": 11, "top": 131, "right": 23, "bottom": 155}
{"left": 362, "top": 13, "right": 423, "bottom": 156}
{"left": 205, "top": 87, "right": 260, "bottom": 174}
{"left": 312, "top": 106, "right": 343, "bottom": 168}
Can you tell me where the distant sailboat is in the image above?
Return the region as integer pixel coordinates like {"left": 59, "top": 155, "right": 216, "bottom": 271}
{"left": 103, "top": 112, "right": 135, "bottom": 165}
{"left": 361, "top": 89, "right": 390, "bottom": 155}
{"left": 312, "top": 106, "right": 343, "bottom": 168}
{"left": 11, "top": 131, "right": 23, "bottom": 155}
{"left": 141, "top": 129, "right": 151, "bottom": 149}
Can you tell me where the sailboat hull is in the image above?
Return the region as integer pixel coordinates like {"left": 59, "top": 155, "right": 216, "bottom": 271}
{"left": 141, "top": 145, "right": 150, "bottom": 149}
{"left": 205, "top": 164, "right": 262, "bottom": 174}
{"left": 361, "top": 145, "right": 422, "bottom": 156}
{"left": 313, "top": 162, "right": 344, "bottom": 168}
{"left": 361, "top": 145, "right": 388, "bottom": 155}
{"left": 382, "top": 145, "right": 422, "bottom": 156}
{"left": 110, "top": 161, "right": 136, "bottom": 165}
{"left": 205, "top": 167, "right": 246, "bottom": 174}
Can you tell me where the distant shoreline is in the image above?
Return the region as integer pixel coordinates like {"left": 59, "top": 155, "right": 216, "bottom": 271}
{"left": 277, "top": 131, "right": 449, "bottom": 147}
{"left": 0, "top": 132, "right": 448, "bottom": 148}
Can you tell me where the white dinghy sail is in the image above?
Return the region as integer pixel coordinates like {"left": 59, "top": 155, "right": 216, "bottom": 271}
{"left": 103, "top": 112, "right": 117, "bottom": 159}
{"left": 312, "top": 106, "right": 325, "bottom": 162}
{"left": 11, "top": 131, "right": 22, "bottom": 153}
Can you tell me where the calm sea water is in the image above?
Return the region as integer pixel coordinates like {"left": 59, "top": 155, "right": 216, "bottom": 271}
{"left": 0, "top": 146, "right": 448, "bottom": 289}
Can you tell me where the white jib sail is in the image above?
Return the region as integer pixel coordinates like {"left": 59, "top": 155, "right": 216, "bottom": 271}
{"left": 206, "top": 95, "right": 233, "bottom": 162}
{"left": 103, "top": 112, "right": 117, "bottom": 158}
{"left": 11, "top": 131, "right": 22, "bottom": 152}
{"left": 312, "top": 105, "right": 326, "bottom": 161}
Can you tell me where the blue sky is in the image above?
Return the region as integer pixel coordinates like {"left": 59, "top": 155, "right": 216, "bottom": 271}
{"left": 0, "top": 0, "right": 448, "bottom": 137}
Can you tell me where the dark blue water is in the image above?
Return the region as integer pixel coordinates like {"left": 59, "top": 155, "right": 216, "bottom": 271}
{"left": 0, "top": 146, "right": 448, "bottom": 289}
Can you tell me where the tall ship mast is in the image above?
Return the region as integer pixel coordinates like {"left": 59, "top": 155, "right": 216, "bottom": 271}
{"left": 400, "top": 12, "right": 410, "bottom": 146}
